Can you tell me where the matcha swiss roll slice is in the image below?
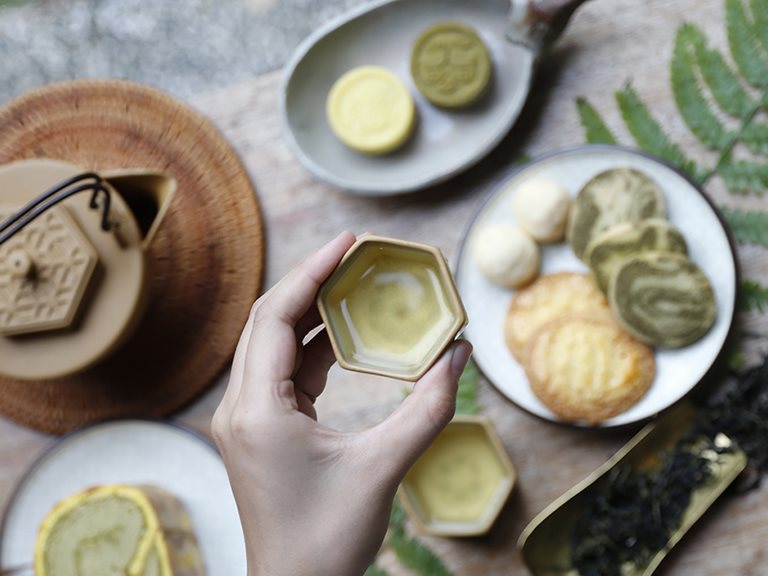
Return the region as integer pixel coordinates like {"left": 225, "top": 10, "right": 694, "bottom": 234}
{"left": 35, "top": 484, "right": 204, "bottom": 576}
{"left": 585, "top": 219, "right": 688, "bottom": 293}
{"left": 567, "top": 168, "right": 667, "bottom": 260}
{"left": 608, "top": 252, "right": 716, "bottom": 348}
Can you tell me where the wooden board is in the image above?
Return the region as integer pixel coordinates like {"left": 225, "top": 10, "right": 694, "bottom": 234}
{"left": 2, "top": 1, "right": 768, "bottom": 574}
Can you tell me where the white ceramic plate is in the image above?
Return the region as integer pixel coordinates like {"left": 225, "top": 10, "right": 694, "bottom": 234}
{"left": 456, "top": 146, "right": 737, "bottom": 427}
{"left": 0, "top": 420, "right": 246, "bottom": 574}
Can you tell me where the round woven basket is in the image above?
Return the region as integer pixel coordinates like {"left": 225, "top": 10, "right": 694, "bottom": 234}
{"left": 0, "top": 80, "right": 265, "bottom": 434}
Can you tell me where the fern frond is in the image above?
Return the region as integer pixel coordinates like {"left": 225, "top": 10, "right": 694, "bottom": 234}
{"left": 751, "top": 0, "right": 768, "bottom": 57}
{"left": 740, "top": 279, "right": 768, "bottom": 312}
{"left": 740, "top": 121, "right": 768, "bottom": 155}
{"left": 576, "top": 97, "right": 618, "bottom": 144}
{"left": 364, "top": 566, "right": 388, "bottom": 576}
{"left": 720, "top": 207, "right": 768, "bottom": 245}
{"left": 456, "top": 359, "right": 481, "bottom": 415}
{"left": 688, "top": 23, "right": 756, "bottom": 119}
{"left": 718, "top": 156, "right": 768, "bottom": 193}
{"left": 615, "top": 85, "right": 702, "bottom": 179}
{"left": 726, "top": 0, "right": 768, "bottom": 88}
{"left": 672, "top": 24, "right": 733, "bottom": 150}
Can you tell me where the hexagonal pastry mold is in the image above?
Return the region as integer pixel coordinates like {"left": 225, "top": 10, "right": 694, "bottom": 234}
{"left": 317, "top": 235, "right": 467, "bottom": 381}
{"left": 399, "top": 415, "right": 516, "bottom": 537}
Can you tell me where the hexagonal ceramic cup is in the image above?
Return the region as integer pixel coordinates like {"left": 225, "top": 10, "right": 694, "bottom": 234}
{"left": 317, "top": 236, "right": 467, "bottom": 381}
{"left": 398, "top": 415, "right": 516, "bottom": 537}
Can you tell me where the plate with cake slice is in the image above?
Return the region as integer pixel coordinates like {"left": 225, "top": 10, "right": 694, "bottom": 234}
{"left": 455, "top": 145, "right": 738, "bottom": 427}
{"left": 0, "top": 420, "right": 245, "bottom": 575}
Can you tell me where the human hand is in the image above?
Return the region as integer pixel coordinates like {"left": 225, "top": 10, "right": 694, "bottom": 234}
{"left": 212, "top": 231, "right": 472, "bottom": 576}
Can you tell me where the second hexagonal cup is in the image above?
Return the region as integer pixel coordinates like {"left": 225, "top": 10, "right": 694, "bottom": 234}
{"left": 317, "top": 236, "right": 467, "bottom": 381}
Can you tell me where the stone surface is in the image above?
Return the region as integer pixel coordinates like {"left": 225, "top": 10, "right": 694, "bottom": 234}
{"left": 0, "top": 0, "right": 366, "bottom": 103}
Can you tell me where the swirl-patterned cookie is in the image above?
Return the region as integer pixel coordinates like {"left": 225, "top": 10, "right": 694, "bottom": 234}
{"left": 523, "top": 314, "right": 655, "bottom": 424}
{"left": 585, "top": 219, "right": 688, "bottom": 293}
{"left": 609, "top": 252, "right": 716, "bottom": 347}
{"left": 567, "top": 168, "right": 667, "bottom": 260}
{"left": 504, "top": 272, "right": 611, "bottom": 361}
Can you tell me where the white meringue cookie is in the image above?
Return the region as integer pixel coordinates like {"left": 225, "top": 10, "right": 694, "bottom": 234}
{"left": 473, "top": 224, "right": 539, "bottom": 288}
{"left": 512, "top": 178, "right": 571, "bottom": 243}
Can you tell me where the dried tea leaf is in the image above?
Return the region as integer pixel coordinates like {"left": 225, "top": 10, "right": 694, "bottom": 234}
{"left": 576, "top": 97, "right": 618, "bottom": 145}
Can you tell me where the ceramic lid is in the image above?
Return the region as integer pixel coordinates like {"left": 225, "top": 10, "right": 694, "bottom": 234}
{"left": 0, "top": 159, "right": 146, "bottom": 381}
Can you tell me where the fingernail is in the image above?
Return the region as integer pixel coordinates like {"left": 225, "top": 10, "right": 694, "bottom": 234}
{"left": 450, "top": 340, "right": 473, "bottom": 379}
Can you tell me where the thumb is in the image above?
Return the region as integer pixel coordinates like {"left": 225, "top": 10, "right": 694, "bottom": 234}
{"left": 360, "top": 340, "right": 473, "bottom": 484}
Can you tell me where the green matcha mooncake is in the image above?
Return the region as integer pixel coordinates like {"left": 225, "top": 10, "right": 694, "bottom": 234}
{"left": 567, "top": 168, "right": 667, "bottom": 260}
{"left": 608, "top": 252, "right": 716, "bottom": 348}
{"left": 411, "top": 22, "right": 492, "bottom": 108}
{"left": 585, "top": 219, "right": 688, "bottom": 293}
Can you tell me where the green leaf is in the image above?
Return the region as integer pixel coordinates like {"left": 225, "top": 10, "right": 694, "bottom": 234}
{"left": 740, "top": 280, "right": 768, "bottom": 312}
{"left": 390, "top": 532, "right": 452, "bottom": 576}
{"left": 687, "top": 22, "right": 756, "bottom": 119}
{"left": 720, "top": 206, "right": 768, "bottom": 246}
{"left": 455, "top": 358, "right": 480, "bottom": 415}
{"left": 718, "top": 156, "right": 768, "bottom": 194}
{"left": 364, "top": 566, "right": 388, "bottom": 576}
{"left": 576, "top": 97, "right": 618, "bottom": 144}
{"left": 615, "top": 85, "right": 702, "bottom": 179}
{"left": 672, "top": 25, "right": 733, "bottom": 150}
{"left": 388, "top": 504, "right": 452, "bottom": 576}
{"left": 750, "top": 0, "right": 768, "bottom": 59}
{"left": 726, "top": 0, "right": 768, "bottom": 88}
{"left": 740, "top": 121, "right": 768, "bottom": 155}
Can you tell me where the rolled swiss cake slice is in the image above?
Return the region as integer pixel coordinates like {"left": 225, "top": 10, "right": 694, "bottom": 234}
{"left": 567, "top": 168, "right": 667, "bottom": 260}
{"left": 608, "top": 252, "right": 716, "bottom": 348}
{"left": 34, "top": 485, "right": 204, "bottom": 576}
{"left": 585, "top": 219, "right": 688, "bottom": 293}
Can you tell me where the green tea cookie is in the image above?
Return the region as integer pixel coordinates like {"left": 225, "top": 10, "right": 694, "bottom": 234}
{"left": 567, "top": 168, "right": 667, "bottom": 260}
{"left": 411, "top": 22, "right": 492, "bottom": 108}
{"left": 609, "top": 252, "right": 716, "bottom": 348}
{"left": 585, "top": 219, "right": 688, "bottom": 293}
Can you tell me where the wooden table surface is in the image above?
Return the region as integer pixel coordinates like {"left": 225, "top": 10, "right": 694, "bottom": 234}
{"left": 2, "top": 0, "right": 768, "bottom": 574}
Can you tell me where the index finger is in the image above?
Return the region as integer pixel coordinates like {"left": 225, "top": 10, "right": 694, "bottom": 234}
{"left": 239, "top": 231, "right": 356, "bottom": 406}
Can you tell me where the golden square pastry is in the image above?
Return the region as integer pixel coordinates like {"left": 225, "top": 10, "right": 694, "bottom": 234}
{"left": 522, "top": 314, "right": 655, "bottom": 424}
{"left": 504, "top": 272, "right": 611, "bottom": 361}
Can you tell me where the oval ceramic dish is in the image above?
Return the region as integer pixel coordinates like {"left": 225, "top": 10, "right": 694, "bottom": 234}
{"left": 0, "top": 420, "right": 246, "bottom": 575}
{"left": 455, "top": 146, "right": 738, "bottom": 427}
{"left": 281, "top": 0, "right": 587, "bottom": 195}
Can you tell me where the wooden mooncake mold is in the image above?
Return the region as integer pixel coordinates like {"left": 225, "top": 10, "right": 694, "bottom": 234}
{"left": 504, "top": 272, "right": 611, "bottom": 361}
{"left": 523, "top": 314, "right": 655, "bottom": 424}
{"left": 585, "top": 219, "right": 688, "bottom": 293}
{"left": 609, "top": 252, "right": 716, "bottom": 348}
{"left": 567, "top": 168, "right": 667, "bottom": 260}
